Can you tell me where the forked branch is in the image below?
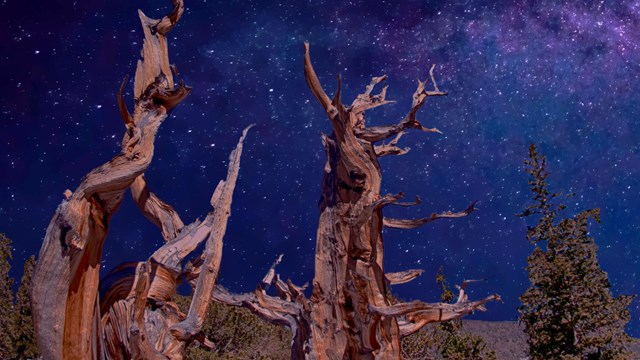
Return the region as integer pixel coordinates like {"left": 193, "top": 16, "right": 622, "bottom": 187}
{"left": 354, "top": 65, "right": 446, "bottom": 143}
{"left": 371, "top": 279, "right": 500, "bottom": 337}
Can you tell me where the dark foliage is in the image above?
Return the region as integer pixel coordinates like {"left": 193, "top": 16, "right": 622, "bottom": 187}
{"left": 0, "top": 233, "right": 16, "bottom": 358}
{"left": 175, "top": 294, "right": 289, "bottom": 359}
{"left": 15, "top": 256, "right": 38, "bottom": 358}
{"left": 0, "top": 234, "right": 39, "bottom": 360}
{"left": 518, "top": 144, "right": 635, "bottom": 360}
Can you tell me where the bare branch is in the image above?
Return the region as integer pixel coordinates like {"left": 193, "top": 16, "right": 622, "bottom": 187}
{"left": 117, "top": 75, "right": 133, "bottom": 127}
{"left": 354, "top": 122, "right": 405, "bottom": 143}
{"left": 374, "top": 131, "right": 412, "bottom": 157}
{"left": 170, "top": 125, "right": 253, "bottom": 341}
{"left": 130, "top": 175, "right": 185, "bottom": 241}
{"left": 211, "top": 286, "right": 293, "bottom": 327}
{"left": 374, "top": 293, "right": 500, "bottom": 338}
{"left": 150, "top": 177, "right": 230, "bottom": 270}
{"left": 427, "top": 64, "right": 442, "bottom": 94}
{"left": 372, "top": 192, "right": 406, "bottom": 209}
{"left": 134, "top": 4, "right": 189, "bottom": 103}
{"left": 383, "top": 201, "right": 477, "bottom": 229}
{"left": 210, "top": 180, "right": 225, "bottom": 207}
{"left": 389, "top": 195, "right": 422, "bottom": 207}
{"left": 303, "top": 42, "right": 334, "bottom": 116}
{"left": 385, "top": 269, "right": 424, "bottom": 285}
{"left": 156, "top": 0, "right": 185, "bottom": 36}
{"left": 354, "top": 66, "right": 447, "bottom": 143}
{"left": 351, "top": 75, "right": 395, "bottom": 114}
{"left": 150, "top": 217, "right": 210, "bottom": 270}
{"left": 261, "top": 254, "right": 284, "bottom": 288}
{"left": 374, "top": 277, "right": 499, "bottom": 337}
{"left": 375, "top": 144, "right": 410, "bottom": 157}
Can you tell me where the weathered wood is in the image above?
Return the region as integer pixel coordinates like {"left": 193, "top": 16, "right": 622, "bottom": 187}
{"left": 170, "top": 125, "right": 253, "bottom": 341}
{"left": 211, "top": 257, "right": 314, "bottom": 360}
{"left": 32, "top": 17, "right": 183, "bottom": 355}
{"left": 30, "top": 2, "right": 250, "bottom": 359}
{"left": 130, "top": 174, "right": 184, "bottom": 241}
{"left": 383, "top": 201, "right": 478, "bottom": 230}
{"left": 32, "top": 2, "right": 499, "bottom": 357}
{"left": 385, "top": 270, "right": 424, "bottom": 286}
{"left": 215, "top": 43, "right": 499, "bottom": 360}
{"left": 99, "top": 126, "right": 252, "bottom": 359}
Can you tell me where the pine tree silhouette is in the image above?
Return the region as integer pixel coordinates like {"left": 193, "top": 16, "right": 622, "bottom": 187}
{"left": 518, "top": 144, "right": 635, "bottom": 360}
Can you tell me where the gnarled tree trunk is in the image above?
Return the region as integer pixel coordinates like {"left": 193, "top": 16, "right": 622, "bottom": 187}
{"left": 213, "top": 43, "right": 499, "bottom": 360}
{"left": 31, "top": 2, "right": 252, "bottom": 358}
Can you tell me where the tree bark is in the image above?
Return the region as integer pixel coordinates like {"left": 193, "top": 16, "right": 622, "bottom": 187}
{"left": 31, "top": 2, "right": 252, "bottom": 358}
{"left": 214, "top": 44, "right": 499, "bottom": 360}
{"left": 30, "top": 2, "right": 498, "bottom": 357}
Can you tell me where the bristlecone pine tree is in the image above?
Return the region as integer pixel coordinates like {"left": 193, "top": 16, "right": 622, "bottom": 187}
{"left": 518, "top": 144, "right": 635, "bottom": 360}
{"left": 211, "top": 42, "right": 499, "bottom": 359}
{"left": 28, "top": 1, "right": 499, "bottom": 358}
{"left": 30, "top": 1, "right": 253, "bottom": 358}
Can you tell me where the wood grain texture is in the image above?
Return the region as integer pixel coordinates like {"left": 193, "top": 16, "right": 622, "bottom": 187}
{"left": 214, "top": 43, "right": 499, "bottom": 360}
{"left": 29, "top": 2, "right": 247, "bottom": 358}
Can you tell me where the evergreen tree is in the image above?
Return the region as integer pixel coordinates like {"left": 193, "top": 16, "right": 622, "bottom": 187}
{"left": 0, "top": 233, "right": 16, "bottom": 359}
{"left": 518, "top": 144, "right": 635, "bottom": 360}
{"left": 15, "top": 255, "right": 38, "bottom": 359}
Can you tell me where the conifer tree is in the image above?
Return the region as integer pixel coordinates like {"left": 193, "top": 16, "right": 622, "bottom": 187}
{"left": 519, "top": 144, "right": 635, "bottom": 360}
{"left": 15, "top": 255, "right": 38, "bottom": 359}
{"left": 0, "top": 233, "right": 16, "bottom": 359}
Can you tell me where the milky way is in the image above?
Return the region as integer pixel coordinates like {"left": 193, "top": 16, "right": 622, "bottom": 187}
{"left": 1, "top": 0, "right": 639, "bottom": 336}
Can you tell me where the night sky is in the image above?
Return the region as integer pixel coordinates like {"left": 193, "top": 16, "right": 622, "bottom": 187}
{"left": 2, "top": 0, "right": 639, "bottom": 337}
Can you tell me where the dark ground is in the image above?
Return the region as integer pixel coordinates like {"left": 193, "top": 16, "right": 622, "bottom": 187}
{"left": 461, "top": 320, "right": 640, "bottom": 360}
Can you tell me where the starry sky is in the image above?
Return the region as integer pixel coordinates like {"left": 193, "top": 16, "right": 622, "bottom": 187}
{"left": 1, "top": 0, "right": 639, "bottom": 336}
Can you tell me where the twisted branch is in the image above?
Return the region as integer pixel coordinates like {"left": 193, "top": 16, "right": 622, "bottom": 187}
{"left": 371, "top": 279, "right": 500, "bottom": 338}
{"left": 384, "top": 201, "right": 478, "bottom": 229}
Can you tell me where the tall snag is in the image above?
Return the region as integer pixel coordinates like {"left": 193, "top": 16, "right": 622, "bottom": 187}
{"left": 31, "top": 1, "right": 252, "bottom": 358}
{"left": 213, "top": 44, "right": 499, "bottom": 359}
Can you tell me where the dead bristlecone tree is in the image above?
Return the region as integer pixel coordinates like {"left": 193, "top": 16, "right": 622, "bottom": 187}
{"left": 31, "top": 1, "right": 253, "bottom": 358}
{"left": 211, "top": 44, "right": 500, "bottom": 359}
